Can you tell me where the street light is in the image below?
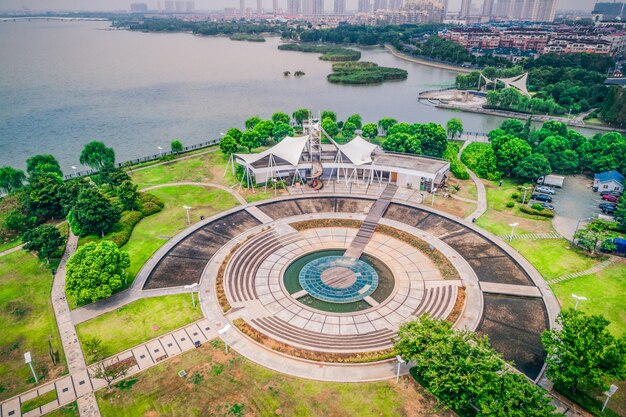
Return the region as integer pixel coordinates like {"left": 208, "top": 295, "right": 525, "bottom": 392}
{"left": 217, "top": 324, "right": 232, "bottom": 353}
{"left": 508, "top": 223, "right": 519, "bottom": 241}
{"left": 396, "top": 355, "right": 405, "bottom": 383}
{"left": 602, "top": 384, "right": 618, "bottom": 412}
{"left": 572, "top": 216, "right": 595, "bottom": 244}
{"left": 571, "top": 294, "right": 587, "bottom": 310}
{"left": 183, "top": 205, "right": 191, "bottom": 225}
{"left": 520, "top": 186, "right": 531, "bottom": 206}
{"left": 431, "top": 187, "right": 437, "bottom": 207}
{"left": 71, "top": 165, "right": 77, "bottom": 177}
{"left": 24, "top": 351, "right": 38, "bottom": 383}
{"left": 157, "top": 146, "right": 163, "bottom": 157}
{"left": 184, "top": 283, "right": 199, "bottom": 307}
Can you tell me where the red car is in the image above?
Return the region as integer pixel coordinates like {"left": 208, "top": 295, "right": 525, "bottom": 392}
{"left": 602, "top": 194, "right": 619, "bottom": 203}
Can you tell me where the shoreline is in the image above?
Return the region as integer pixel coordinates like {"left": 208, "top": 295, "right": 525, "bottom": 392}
{"left": 384, "top": 44, "right": 474, "bottom": 74}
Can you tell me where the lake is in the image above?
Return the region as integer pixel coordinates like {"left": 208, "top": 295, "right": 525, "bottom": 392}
{"left": 0, "top": 20, "right": 594, "bottom": 172}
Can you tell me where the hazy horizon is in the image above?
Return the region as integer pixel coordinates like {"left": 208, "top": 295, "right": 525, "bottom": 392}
{"left": 0, "top": 0, "right": 596, "bottom": 13}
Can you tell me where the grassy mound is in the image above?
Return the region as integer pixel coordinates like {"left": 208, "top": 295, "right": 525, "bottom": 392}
{"left": 327, "top": 61, "right": 407, "bottom": 85}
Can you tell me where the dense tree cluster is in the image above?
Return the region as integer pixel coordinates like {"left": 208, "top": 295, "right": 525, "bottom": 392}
{"left": 382, "top": 122, "right": 447, "bottom": 158}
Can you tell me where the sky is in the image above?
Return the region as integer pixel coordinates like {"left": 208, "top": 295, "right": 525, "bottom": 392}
{"left": 0, "top": 0, "right": 597, "bottom": 12}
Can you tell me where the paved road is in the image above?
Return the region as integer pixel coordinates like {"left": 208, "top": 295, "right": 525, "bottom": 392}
{"left": 551, "top": 175, "right": 602, "bottom": 240}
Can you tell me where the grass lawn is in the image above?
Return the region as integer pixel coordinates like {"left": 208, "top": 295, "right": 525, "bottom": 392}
{"left": 76, "top": 295, "right": 202, "bottom": 362}
{"left": 96, "top": 343, "right": 454, "bottom": 417}
{"left": 45, "top": 402, "right": 79, "bottom": 417}
{"left": 0, "top": 238, "right": 21, "bottom": 253}
{"left": 122, "top": 185, "right": 240, "bottom": 281}
{"left": 448, "top": 176, "right": 478, "bottom": 201}
{"left": 550, "top": 260, "right": 626, "bottom": 338}
{"left": 510, "top": 239, "right": 600, "bottom": 280}
{"left": 0, "top": 250, "right": 66, "bottom": 400}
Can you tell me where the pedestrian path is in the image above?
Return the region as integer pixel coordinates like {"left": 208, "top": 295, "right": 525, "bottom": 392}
{"left": 498, "top": 232, "right": 562, "bottom": 241}
{"left": 0, "top": 243, "right": 23, "bottom": 258}
{"left": 458, "top": 141, "right": 487, "bottom": 222}
{"left": 546, "top": 258, "right": 616, "bottom": 285}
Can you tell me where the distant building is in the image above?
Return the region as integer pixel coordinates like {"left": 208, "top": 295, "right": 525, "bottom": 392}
{"left": 185, "top": 1, "right": 194, "bottom": 12}
{"left": 288, "top": 0, "right": 302, "bottom": 14}
{"left": 164, "top": 0, "right": 175, "bottom": 12}
{"left": 460, "top": 0, "right": 472, "bottom": 17}
{"left": 482, "top": 0, "right": 494, "bottom": 17}
{"left": 130, "top": 2, "right": 148, "bottom": 12}
{"left": 302, "top": 0, "right": 313, "bottom": 14}
{"left": 175, "top": 0, "right": 185, "bottom": 12}
{"left": 240, "top": 0, "right": 246, "bottom": 15}
{"left": 273, "top": 0, "right": 279, "bottom": 13}
{"left": 387, "top": 0, "right": 444, "bottom": 23}
{"left": 374, "top": 0, "right": 389, "bottom": 11}
{"left": 594, "top": 170, "right": 624, "bottom": 193}
{"left": 257, "top": 0, "right": 263, "bottom": 14}
{"left": 358, "top": 0, "right": 371, "bottom": 13}
{"left": 334, "top": 0, "right": 346, "bottom": 14}
{"left": 388, "top": 0, "right": 404, "bottom": 11}
{"left": 592, "top": 2, "right": 626, "bottom": 22}
{"left": 313, "top": 0, "right": 325, "bottom": 15}
{"left": 491, "top": 0, "right": 555, "bottom": 22}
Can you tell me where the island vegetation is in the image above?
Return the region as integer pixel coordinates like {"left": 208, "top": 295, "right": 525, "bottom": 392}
{"left": 277, "top": 43, "right": 361, "bottom": 61}
{"left": 327, "top": 61, "right": 407, "bottom": 84}
{"left": 228, "top": 33, "right": 265, "bottom": 42}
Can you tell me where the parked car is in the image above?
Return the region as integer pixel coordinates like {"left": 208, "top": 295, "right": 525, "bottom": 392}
{"left": 602, "top": 194, "right": 619, "bottom": 203}
{"left": 540, "top": 202, "right": 555, "bottom": 210}
{"left": 599, "top": 203, "right": 618, "bottom": 214}
{"left": 531, "top": 193, "right": 553, "bottom": 203}
{"left": 535, "top": 185, "right": 555, "bottom": 195}
{"left": 600, "top": 190, "right": 622, "bottom": 197}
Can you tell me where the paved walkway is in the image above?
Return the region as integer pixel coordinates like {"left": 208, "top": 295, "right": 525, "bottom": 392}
{"left": 141, "top": 181, "right": 247, "bottom": 205}
{"left": 546, "top": 258, "right": 616, "bottom": 285}
{"left": 0, "top": 243, "right": 23, "bottom": 258}
{"left": 458, "top": 141, "right": 487, "bottom": 222}
{"left": 499, "top": 232, "right": 562, "bottom": 241}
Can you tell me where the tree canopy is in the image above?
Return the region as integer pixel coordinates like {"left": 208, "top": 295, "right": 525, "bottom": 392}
{"left": 446, "top": 118, "right": 463, "bottom": 139}
{"left": 26, "top": 154, "right": 63, "bottom": 178}
{"left": 80, "top": 141, "right": 116, "bottom": 171}
{"left": 292, "top": 108, "right": 310, "bottom": 126}
{"left": 0, "top": 166, "right": 26, "bottom": 194}
{"left": 271, "top": 111, "right": 290, "bottom": 125}
{"left": 170, "top": 140, "right": 183, "bottom": 153}
{"left": 361, "top": 123, "right": 378, "bottom": 140}
{"left": 22, "top": 224, "right": 65, "bottom": 263}
{"left": 27, "top": 172, "right": 65, "bottom": 219}
{"left": 220, "top": 135, "right": 238, "bottom": 156}
{"left": 67, "top": 186, "right": 121, "bottom": 237}
{"left": 272, "top": 122, "right": 294, "bottom": 141}
{"left": 244, "top": 116, "right": 261, "bottom": 130}
{"left": 321, "top": 117, "right": 339, "bottom": 137}
{"left": 240, "top": 130, "right": 263, "bottom": 152}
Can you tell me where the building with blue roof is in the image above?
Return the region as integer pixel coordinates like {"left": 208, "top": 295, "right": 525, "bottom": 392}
{"left": 593, "top": 170, "right": 624, "bottom": 193}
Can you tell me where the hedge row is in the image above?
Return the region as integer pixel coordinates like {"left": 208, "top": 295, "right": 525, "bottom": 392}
{"left": 520, "top": 205, "right": 555, "bottom": 218}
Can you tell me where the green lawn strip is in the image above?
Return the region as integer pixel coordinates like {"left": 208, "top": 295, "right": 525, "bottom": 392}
{"left": 550, "top": 262, "right": 626, "bottom": 338}
{"left": 510, "top": 238, "right": 600, "bottom": 280}
{"left": 21, "top": 389, "right": 58, "bottom": 413}
{"left": 44, "top": 401, "right": 80, "bottom": 417}
{"left": 0, "top": 250, "right": 66, "bottom": 401}
{"left": 76, "top": 295, "right": 202, "bottom": 362}
{"left": 0, "top": 238, "right": 21, "bottom": 253}
{"left": 96, "top": 343, "right": 451, "bottom": 417}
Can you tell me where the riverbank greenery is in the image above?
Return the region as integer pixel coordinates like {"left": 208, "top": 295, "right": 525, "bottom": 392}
{"left": 229, "top": 33, "right": 265, "bottom": 42}
{"left": 116, "top": 18, "right": 283, "bottom": 37}
{"left": 327, "top": 61, "right": 407, "bottom": 84}
{"left": 278, "top": 43, "right": 361, "bottom": 61}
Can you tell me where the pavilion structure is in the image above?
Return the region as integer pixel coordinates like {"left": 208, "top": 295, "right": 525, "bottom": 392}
{"left": 478, "top": 72, "right": 531, "bottom": 97}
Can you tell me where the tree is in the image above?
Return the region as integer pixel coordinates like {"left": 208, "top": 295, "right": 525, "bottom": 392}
{"left": 80, "top": 141, "right": 115, "bottom": 171}
{"left": 292, "top": 108, "right": 310, "bottom": 126}
{"left": 499, "top": 119, "right": 525, "bottom": 137}
{"left": 0, "top": 166, "right": 26, "bottom": 194}
{"left": 321, "top": 117, "right": 339, "bottom": 137}
{"left": 271, "top": 111, "right": 290, "bottom": 125}
{"left": 240, "top": 130, "right": 262, "bottom": 152}
{"left": 342, "top": 121, "right": 357, "bottom": 139}
{"left": 414, "top": 123, "right": 447, "bottom": 158}
{"left": 219, "top": 135, "right": 239, "bottom": 155}
{"left": 66, "top": 240, "right": 130, "bottom": 304}
{"left": 253, "top": 120, "right": 275, "bottom": 142}
{"left": 67, "top": 186, "right": 121, "bottom": 237}
{"left": 170, "top": 140, "right": 183, "bottom": 154}
{"left": 495, "top": 137, "right": 532, "bottom": 176}
{"left": 382, "top": 132, "right": 422, "bottom": 154}
{"left": 346, "top": 114, "right": 362, "bottom": 130}
{"left": 59, "top": 177, "right": 88, "bottom": 214}
{"left": 226, "top": 127, "right": 243, "bottom": 144}
{"left": 95, "top": 165, "right": 130, "bottom": 190}
{"left": 116, "top": 180, "right": 139, "bottom": 211}
{"left": 244, "top": 116, "right": 261, "bottom": 130}
{"left": 446, "top": 117, "right": 463, "bottom": 139}
{"left": 542, "top": 309, "right": 626, "bottom": 393}
{"left": 321, "top": 110, "right": 336, "bottom": 122}
{"left": 22, "top": 224, "right": 65, "bottom": 264}
{"left": 361, "top": 123, "right": 378, "bottom": 140}
{"left": 27, "top": 172, "right": 65, "bottom": 219}
{"left": 377, "top": 117, "right": 397, "bottom": 134}
{"left": 91, "top": 357, "right": 134, "bottom": 389}
{"left": 26, "top": 154, "right": 62, "bottom": 178}
{"left": 272, "top": 122, "right": 294, "bottom": 141}
{"left": 2, "top": 209, "right": 37, "bottom": 233}
{"left": 573, "top": 220, "right": 615, "bottom": 254}
{"left": 513, "top": 154, "right": 551, "bottom": 181}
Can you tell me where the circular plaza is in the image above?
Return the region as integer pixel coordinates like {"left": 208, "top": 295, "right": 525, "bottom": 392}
{"left": 137, "top": 194, "right": 558, "bottom": 382}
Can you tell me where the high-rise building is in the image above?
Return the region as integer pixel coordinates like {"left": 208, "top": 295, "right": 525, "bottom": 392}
{"left": 164, "top": 0, "right": 175, "bottom": 11}
{"left": 495, "top": 0, "right": 511, "bottom": 16}
{"left": 441, "top": 0, "right": 448, "bottom": 14}
{"left": 257, "top": 0, "right": 263, "bottom": 13}
{"left": 460, "top": 0, "right": 472, "bottom": 16}
{"left": 130, "top": 2, "right": 148, "bottom": 12}
{"left": 534, "top": 0, "right": 556, "bottom": 21}
{"left": 374, "top": 0, "right": 389, "bottom": 10}
{"left": 175, "top": 0, "right": 185, "bottom": 12}
{"left": 240, "top": 0, "right": 246, "bottom": 15}
{"left": 288, "top": 0, "right": 301, "bottom": 14}
{"left": 388, "top": 0, "right": 403, "bottom": 10}
{"left": 273, "top": 0, "right": 279, "bottom": 13}
{"left": 334, "top": 0, "right": 346, "bottom": 13}
{"left": 185, "top": 1, "right": 194, "bottom": 12}
{"left": 312, "top": 0, "right": 325, "bottom": 14}
{"left": 482, "top": 0, "right": 494, "bottom": 16}
{"left": 358, "top": 0, "right": 371, "bottom": 13}
{"left": 302, "top": 0, "right": 313, "bottom": 14}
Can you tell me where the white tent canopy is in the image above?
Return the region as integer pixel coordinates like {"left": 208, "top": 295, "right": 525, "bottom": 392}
{"left": 235, "top": 135, "right": 310, "bottom": 167}
{"left": 498, "top": 73, "right": 530, "bottom": 97}
{"left": 335, "top": 136, "right": 379, "bottom": 166}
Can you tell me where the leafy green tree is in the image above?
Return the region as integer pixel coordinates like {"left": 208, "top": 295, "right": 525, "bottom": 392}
{"left": 320, "top": 110, "right": 336, "bottom": 122}
{"left": 377, "top": 117, "right": 397, "bottom": 134}
{"left": 80, "top": 141, "right": 115, "bottom": 171}
{"left": 573, "top": 220, "right": 615, "bottom": 254}
{"left": 601, "top": 86, "right": 626, "bottom": 127}
{"left": 271, "top": 111, "right": 290, "bottom": 125}
{"left": 495, "top": 137, "right": 532, "bottom": 176}
{"left": 346, "top": 114, "right": 362, "bottom": 130}
{"left": 253, "top": 120, "right": 275, "bottom": 142}
{"left": 27, "top": 172, "right": 65, "bottom": 219}
{"left": 0, "top": 166, "right": 26, "bottom": 194}
{"left": 382, "top": 133, "right": 421, "bottom": 154}
{"left": 321, "top": 117, "right": 339, "bottom": 137}
{"left": 67, "top": 186, "right": 121, "bottom": 237}
{"left": 361, "top": 123, "right": 378, "bottom": 140}
{"left": 116, "top": 180, "right": 139, "bottom": 211}
{"left": 59, "top": 177, "right": 88, "bottom": 214}
{"left": 272, "top": 122, "right": 294, "bottom": 141}
{"left": 26, "top": 154, "right": 62, "bottom": 178}
{"left": 446, "top": 117, "right": 463, "bottom": 139}
{"left": 523, "top": 117, "right": 532, "bottom": 140}
{"left": 244, "top": 116, "right": 261, "bottom": 130}
{"left": 342, "top": 121, "right": 357, "bottom": 139}
{"left": 552, "top": 149, "right": 579, "bottom": 174}
{"left": 226, "top": 127, "right": 243, "bottom": 144}
{"left": 2, "top": 208, "right": 37, "bottom": 233}
{"left": 66, "top": 240, "right": 130, "bottom": 304}
{"left": 499, "top": 119, "right": 525, "bottom": 137}
{"left": 240, "top": 130, "right": 263, "bottom": 152}
{"left": 170, "top": 140, "right": 183, "bottom": 154}
{"left": 413, "top": 123, "right": 447, "bottom": 158}
{"left": 292, "top": 108, "right": 310, "bottom": 126}
{"left": 542, "top": 309, "right": 626, "bottom": 393}
{"left": 513, "top": 154, "right": 551, "bottom": 181}
{"left": 22, "top": 224, "right": 65, "bottom": 263}
{"left": 95, "top": 166, "right": 130, "bottom": 190}
{"left": 219, "top": 135, "right": 239, "bottom": 155}
{"left": 589, "top": 132, "right": 626, "bottom": 173}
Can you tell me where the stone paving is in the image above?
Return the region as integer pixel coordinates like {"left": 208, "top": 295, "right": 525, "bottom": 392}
{"left": 498, "top": 232, "right": 562, "bottom": 241}
{"left": 546, "top": 258, "right": 616, "bottom": 285}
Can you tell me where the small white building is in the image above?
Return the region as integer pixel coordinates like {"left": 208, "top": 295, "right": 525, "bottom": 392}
{"left": 593, "top": 170, "right": 624, "bottom": 193}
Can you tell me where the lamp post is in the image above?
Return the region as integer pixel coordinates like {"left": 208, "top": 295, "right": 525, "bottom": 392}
{"left": 183, "top": 206, "right": 191, "bottom": 225}
{"left": 571, "top": 294, "right": 587, "bottom": 310}
{"left": 508, "top": 223, "right": 519, "bottom": 241}
{"left": 71, "top": 165, "right": 77, "bottom": 177}
{"left": 520, "top": 186, "right": 531, "bottom": 205}
{"left": 396, "top": 355, "right": 405, "bottom": 383}
{"left": 217, "top": 324, "right": 232, "bottom": 353}
{"left": 602, "top": 385, "right": 618, "bottom": 412}
{"left": 572, "top": 216, "right": 594, "bottom": 244}
{"left": 158, "top": 146, "right": 163, "bottom": 157}
{"left": 184, "top": 283, "right": 199, "bottom": 307}
{"left": 431, "top": 187, "right": 437, "bottom": 207}
{"left": 24, "top": 351, "right": 38, "bottom": 383}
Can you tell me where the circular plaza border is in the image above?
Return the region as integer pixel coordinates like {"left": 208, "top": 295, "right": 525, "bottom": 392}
{"left": 136, "top": 194, "right": 559, "bottom": 383}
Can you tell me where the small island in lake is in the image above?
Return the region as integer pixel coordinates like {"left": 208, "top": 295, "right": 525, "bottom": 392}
{"left": 328, "top": 62, "right": 408, "bottom": 85}
{"left": 229, "top": 33, "right": 266, "bottom": 42}
{"left": 278, "top": 43, "right": 361, "bottom": 61}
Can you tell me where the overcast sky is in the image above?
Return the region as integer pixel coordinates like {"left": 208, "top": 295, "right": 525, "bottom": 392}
{"left": 0, "top": 0, "right": 597, "bottom": 12}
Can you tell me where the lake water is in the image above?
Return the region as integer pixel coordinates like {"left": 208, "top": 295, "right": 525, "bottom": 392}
{"left": 0, "top": 20, "right": 591, "bottom": 172}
